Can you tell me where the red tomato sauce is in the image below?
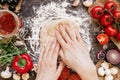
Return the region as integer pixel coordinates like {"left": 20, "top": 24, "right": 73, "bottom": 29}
{"left": 0, "top": 12, "right": 16, "bottom": 35}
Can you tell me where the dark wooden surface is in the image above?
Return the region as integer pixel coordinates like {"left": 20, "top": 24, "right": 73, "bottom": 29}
{"left": 0, "top": 0, "right": 119, "bottom": 80}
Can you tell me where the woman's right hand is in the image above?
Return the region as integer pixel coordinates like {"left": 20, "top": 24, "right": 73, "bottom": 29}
{"left": 56, "top": 24, "right": 99, "bottom": 80}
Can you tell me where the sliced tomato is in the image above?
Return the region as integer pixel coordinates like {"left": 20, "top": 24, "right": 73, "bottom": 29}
{"left": 97, "top": 33, "right": 109, "bottom": 45}
{"left": 58, "top": 67, "right": 70, "bottom": 80}
{"left": 68, "top": 74, "right": 81, "bottom": 80}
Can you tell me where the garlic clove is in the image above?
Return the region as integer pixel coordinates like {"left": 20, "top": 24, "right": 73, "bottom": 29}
{"left": 110, "top": 67, "right": 118, "bottom": 75}
{"left": 72, "top": 0, "right": 80, "bottom": 7}
{"left": 13, "top": 74, "right": 20, "bottom": 80}
{"left": 22, "top": 73, "right": 30, "bottom": 80}
{"left": 105, "top": 69, "right": 111, "bottom": 76}
{"left": 83, "top": 0, "right": 93, "bottom": 7}
{"left": 101, "top": 62, "right": 109, "bottom": 69}
{"left": 105, "top": 75, "right": 113, "bottom": 80}
{"left": 0, "top": 67, "right": 12, "bottom": 79}
{"left": 98, "top": 67, "right": 105, "bottom": 76}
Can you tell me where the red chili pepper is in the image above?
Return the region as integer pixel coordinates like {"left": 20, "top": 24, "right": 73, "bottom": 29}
{"left": 12, "top": 54, "right": 33, "bottom": 74}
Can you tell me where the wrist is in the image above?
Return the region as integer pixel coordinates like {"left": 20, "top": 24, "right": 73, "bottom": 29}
{"left": 76, "top": 64, "right": 99, "bottom": 80}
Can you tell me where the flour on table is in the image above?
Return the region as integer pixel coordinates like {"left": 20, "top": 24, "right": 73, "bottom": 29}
{"left": 23, "top": 0, "right": 92, "bottom": 56}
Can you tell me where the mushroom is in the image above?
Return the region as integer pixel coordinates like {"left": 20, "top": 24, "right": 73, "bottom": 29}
{"left": 83, "top": 0, "right": 93, "bottom": 7}
{"left": 105, "top": 75, "right": 113, "bottom": 80}
{"left": 98, "top": 67, "right": 105, "bottom": 76}
{"left": 110, "top": 67, "right": 118, "bottom": 75}
{"left": 14, "top": 40, "right": 24, "bottom": 46}
{"left": 72, "top": 0, "right": 80, "bottom": 7}
{"left": 13, "top": 73, "right": 20, "bottom": 80}
{"left": 105, "top": 69, "right": 111, "bottom": 76}
{"left": 0, "top": 66, "right": 12, "bottom": 79}
{"left": 32, "top": 64, "right": 38, "bottom": 72}
{"left": 22, "top": 73, "right": 30, "bottom": 80}
{"left": 101, "top": 62, "right": 109, "bottom": 69}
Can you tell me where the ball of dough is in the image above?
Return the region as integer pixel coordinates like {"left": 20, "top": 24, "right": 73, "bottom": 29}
{"left": 40, "top": 19, "right": 79, "bottom": 47}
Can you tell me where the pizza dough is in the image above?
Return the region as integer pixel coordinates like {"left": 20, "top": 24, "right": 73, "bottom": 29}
{"left": 40, "top": 19, "right": 79, "bottom": 47}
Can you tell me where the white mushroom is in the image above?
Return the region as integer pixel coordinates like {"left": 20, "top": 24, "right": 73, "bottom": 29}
{"left": 13, "top": 73, "right": 20, "bottom": 80}
{"left": 110, "top": 67, "right": 118, "bottom": 75}
{"left": 32, "top": 64, "right": 38, "bottom": 72}
{"left": 98, "top": 67, "right": 105, "bottom": 76}
{"left": 22, "top": 73, "right": 30, "bottom": 80}
{"left": 83, "top": 0, "right": 93, "bottom": 7}
{"left": 105, "top": 69, "right": 111, "bottom": 76}
{"left": 101, "top": 62, "right": 109, "bottom": 69}
{"left": 72, "top": 0, "right": 80, "bottom": 7}
{"left": 0, "top": 66, "right": 12, "bottom": 79}
{"left": 14, "top": 40, "right": 24, "bottom": 46}
{"left": 105, "top": 75, "right": 113, "bottom": 80}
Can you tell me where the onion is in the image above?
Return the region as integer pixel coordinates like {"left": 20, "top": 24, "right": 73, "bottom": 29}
{"left": 106, "top": 49, "right": 120, "bottom": 65}
{"left": 96, "top": 50, "right": 106, "bottom": 60}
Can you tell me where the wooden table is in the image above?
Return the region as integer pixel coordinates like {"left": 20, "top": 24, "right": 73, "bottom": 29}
{"left": 0, "top": 0, "right": 119, "bottom": 80}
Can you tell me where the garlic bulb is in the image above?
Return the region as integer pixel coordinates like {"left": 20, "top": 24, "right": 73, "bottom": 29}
{"left": 110, "top": 67, "right": 118, "bottom": 75}
{"left": 105, "top": 75, "right": 113, "bottom": 80}
{"left": 98, "top": 67, "right": 105, "bottom": 76}
{"left": 0, "top": 67, "right": 12, "bottom": 79}
{"left": 105, "top": 69, "right": 111, "bottom": 76}
{"left": 101, "top": 62, "right": 109, "bottom": 69}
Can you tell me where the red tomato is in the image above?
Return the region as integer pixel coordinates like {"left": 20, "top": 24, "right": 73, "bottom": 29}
{"left": 100, "top": 14, "right": 113, "bottom": 26}
{"left": 113, "top": 11, "right": 120, "bottom": 22}
{"left": 104, "top": 1, "right": 117, "bottom": 13}
{"left": 105, "top": 25, "right": 118, "bottom": 37}
{"left": 97, "top": 33, "right": 109, "bottom": 45}
{"left": 58, "top": 67, "right": 70, "bottom": 80}
{"left": 116, "top": 33, "right": 120, "bottom": 40}
{"left": 90, "top": 6, "right": 104, "bottom": 19}
{"left": 68, "top": 74, "right": 81, "bottom": 80}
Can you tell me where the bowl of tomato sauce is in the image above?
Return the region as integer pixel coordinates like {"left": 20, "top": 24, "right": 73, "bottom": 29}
{"left": 0, "top": 10, "right": 20, "bottom": 38}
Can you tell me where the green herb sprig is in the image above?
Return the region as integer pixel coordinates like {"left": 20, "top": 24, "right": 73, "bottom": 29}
{"left": 0, "top": 37, "right": 26, "bottom": 67}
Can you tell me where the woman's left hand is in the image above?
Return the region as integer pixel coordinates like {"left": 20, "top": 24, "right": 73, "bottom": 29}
{"left": 35, "top": 40, "right": 64, "bottom": 80}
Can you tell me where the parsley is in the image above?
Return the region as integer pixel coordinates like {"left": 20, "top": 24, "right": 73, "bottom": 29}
{"left": 0, "top": 37, "right": 26, "bottom": 67}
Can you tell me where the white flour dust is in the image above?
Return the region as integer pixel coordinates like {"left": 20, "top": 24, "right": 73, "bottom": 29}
{"left": 24, "top": 0, "right": 93, "bottom": 55}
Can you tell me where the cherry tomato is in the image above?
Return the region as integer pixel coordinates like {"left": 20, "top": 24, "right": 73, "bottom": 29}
{"left": 58, "top": 67, "right": 70, "bottom": 80}
{"left": 97, "top": 33, "right": 109, "bottom": 45}
{"left": 105, "top": 25, "right": 118, "bottom": 37}
{"left": 90, "top": 6, "right": 104, "bottom": 19}
{"left": 113, "top": 11, "right": 120, "bottom": 22}
{"left": 116, "top": 33, "right": 120, "bottom": 40}
{"left": 68, "top": 74, "right": 81, "bottom": 80}
{"left": 104, "top": 1, "right": 117, "bottom": 13}
{"left": 100, "top": 14, "right": 113, "bottom": 27}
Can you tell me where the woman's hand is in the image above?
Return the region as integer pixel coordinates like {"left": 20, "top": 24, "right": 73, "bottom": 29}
{"left": 36, "top": 40, "right": 64, "bottom": 80}
{"left": 55, "top": 24, "right": 98, "bottom": 80}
